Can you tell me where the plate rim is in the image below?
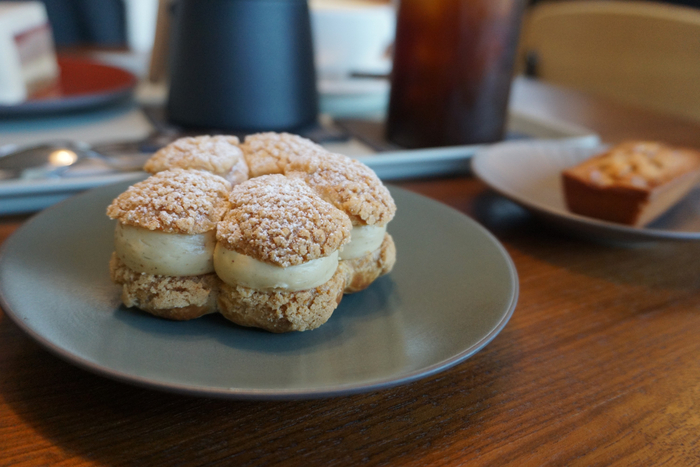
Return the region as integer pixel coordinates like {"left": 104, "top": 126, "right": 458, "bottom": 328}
{"left": 0, "top": 183, "right": 519, "bottom": 400}
{"left": 472, "top": 140, "right": 700, "bottom": 242}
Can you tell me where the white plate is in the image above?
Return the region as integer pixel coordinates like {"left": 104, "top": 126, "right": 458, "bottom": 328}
{"left": 0, "top": 182, "right": 518, "bottom": 399}
{"left": 472, "top": 139, "right": 700, "bottom": 243}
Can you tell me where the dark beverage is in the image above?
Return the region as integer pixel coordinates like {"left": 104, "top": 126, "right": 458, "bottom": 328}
{"left": 386, "top": 0, "right": 526, "bottom": 148}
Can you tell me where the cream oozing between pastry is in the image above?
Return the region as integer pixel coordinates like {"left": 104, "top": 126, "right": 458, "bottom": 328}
{"left": 339, "top": 224, "right": 386, "bottom": 260}
{"left": 114, "top": 223, "right": 216, "bottom": 276}
{"left": 213, "top": 244, "right": 339, "bottom": 291}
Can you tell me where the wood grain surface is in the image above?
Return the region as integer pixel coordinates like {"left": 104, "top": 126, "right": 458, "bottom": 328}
{"left": 1, "top": 78, "right": 700, "bottom": 466}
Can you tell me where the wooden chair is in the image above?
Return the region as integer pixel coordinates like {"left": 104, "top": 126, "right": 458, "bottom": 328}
{"left": 519, "top": 1, "right": 700, "bottom": 123}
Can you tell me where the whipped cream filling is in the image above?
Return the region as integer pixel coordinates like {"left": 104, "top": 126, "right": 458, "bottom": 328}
{"left": 114, "top": 223, "right": 216, "bottom": 276}
{"left": 339, "top": 224, "right": 386, "bottom": 260}
{"left": 214, "top": 244, "right": 338, "bottom": 291}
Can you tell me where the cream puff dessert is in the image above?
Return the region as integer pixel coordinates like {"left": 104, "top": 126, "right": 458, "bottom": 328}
{"left": 107, "top": 131, "right": 397, "bottom": 332}
{"left": 107, "top": 168, "right": 231, "bottom": 320}
{"left": 286, "top": 151, "right": 397, "bottom": 293}
{"left": 239, "top": 132, "right": 325, "bottom": 178}
{"left": 214, "top": 174, "right": 352, "bottom": 332}
{"left": 144, "top": 135, "right": 249, "bottom": 185}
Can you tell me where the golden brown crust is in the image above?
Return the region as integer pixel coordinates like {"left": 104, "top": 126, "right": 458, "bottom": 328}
{"left": 240, "top": 132, "right": 326, "bottom": 178}
{"left": 563, "top": 141, "right": 700, "bottom": 190}
{"left": 341, "top": 233, "right": 396, "bottom": 293}
{"left": 563, "top": 141, "right": 700, "bottom": 226}
{"left": 109, "top": 253, "right": 219, "bottom": 320}
{"left": 106, "top": 168, "right": 231, "bottom": 234}
{"left": 286, "top": 152, "right": 396, "bottom": 226}
{"left": 107, "top": 132, "right": 397, "bottom": 330}
{"left": 217, "top": 265, "right": 347, "bottom": 332}
{"left": 144, "top": 135, "right": 248, "bottom": 184}
{"left": 217, "top": 174, "right": 351, "bottom": 267}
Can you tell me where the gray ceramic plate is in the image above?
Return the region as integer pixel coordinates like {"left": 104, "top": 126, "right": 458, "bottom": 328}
{"left": 0, "top": 182, "right": 518, "bottom": 399}
{"left": 473, "top": 139, "right": 700, "bottom": 244}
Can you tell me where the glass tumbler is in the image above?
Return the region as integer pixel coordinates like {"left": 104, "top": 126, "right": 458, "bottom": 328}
{"left": 386, "top": 0, "right": 526, "bottom": 148}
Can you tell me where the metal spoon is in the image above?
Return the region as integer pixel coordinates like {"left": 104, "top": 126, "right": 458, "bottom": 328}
{"left": 0, "top": 136, "right": 171, "bottom": 180}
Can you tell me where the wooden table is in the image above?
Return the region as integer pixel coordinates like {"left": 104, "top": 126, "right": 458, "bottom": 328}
{"left": 2, "top": 78, "right": 700, "bottom": 466}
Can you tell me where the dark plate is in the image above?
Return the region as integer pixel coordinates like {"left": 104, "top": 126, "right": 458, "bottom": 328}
{"left": 0, "top": 56, "right": 137, "bottom": 117}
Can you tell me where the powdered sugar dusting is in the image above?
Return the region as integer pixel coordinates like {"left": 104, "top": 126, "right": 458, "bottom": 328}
{"left": 144, "top": 135, "right": 247, "bottom": 182}
{"left": 241, "top": 132, "right": 326, "bottom": 177}
{"left": 287, "top": 152, "right": 396, "bottom": 226}
{"left": 107, "top": 168, "right": 232, "bottom": 234}
{"left": 217, "top": 175, "right": 351, "bottom": 267}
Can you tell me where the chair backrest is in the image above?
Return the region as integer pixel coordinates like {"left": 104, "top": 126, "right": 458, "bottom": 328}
{"left": 519, "top": 1, "right": 700, "bottom": 123}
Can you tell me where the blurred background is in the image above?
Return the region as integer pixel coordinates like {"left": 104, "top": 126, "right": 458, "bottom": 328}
{"left": 1, "top": 0, "right": 699, "bottom": 121}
